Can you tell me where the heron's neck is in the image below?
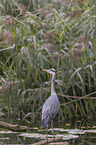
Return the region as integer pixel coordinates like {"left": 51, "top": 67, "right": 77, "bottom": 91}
{"left": 51, "top": 74, "right": 55, "bottom": 94}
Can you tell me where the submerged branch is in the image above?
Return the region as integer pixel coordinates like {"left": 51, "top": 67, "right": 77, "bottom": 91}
{"left": 0, "top": 121, "right": 27, "bottom": 131}
{"left": 32, "top": 136, "right": 63, "bottom": 145}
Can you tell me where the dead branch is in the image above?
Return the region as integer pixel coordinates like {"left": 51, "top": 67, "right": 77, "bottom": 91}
{"left": 0, "top": 121, "right": 27, "bottom": 131}
{"left": 32, "top": 137, "right": 63, "bottom": 145}
{"left": 58, "top": 91, "right": 96, "bottom": 99}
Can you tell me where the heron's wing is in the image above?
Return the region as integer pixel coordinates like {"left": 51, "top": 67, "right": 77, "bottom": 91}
{"left": 41, "top": 93, "right": 60, "bottom": 128}
{"left": 41, "top": 106, "right": 51, "bottom": 128}
{"left": 42, "top": 104, "right": 50, "bottom": 120}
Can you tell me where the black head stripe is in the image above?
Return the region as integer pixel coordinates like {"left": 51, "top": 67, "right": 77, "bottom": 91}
{"left": 50, "top": 69, "right": 56, "bottom": 73}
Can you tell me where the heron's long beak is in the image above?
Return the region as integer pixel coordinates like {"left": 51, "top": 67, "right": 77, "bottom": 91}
{"left": 42, "top": 69, "right": 48, "bottom": 72}
{"left": 43, "top": 69, "right": 50, "bottom": 74}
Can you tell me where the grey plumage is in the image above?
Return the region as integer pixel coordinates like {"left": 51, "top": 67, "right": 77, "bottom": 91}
{"left": 41, "top": 93, "right": 60, "bottom": 128}
{"left": 41, "top": 68, "right": 60, "bottom": 138}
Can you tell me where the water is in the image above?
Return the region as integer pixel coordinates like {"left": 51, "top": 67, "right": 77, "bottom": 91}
{"left": 0, "top": 118, "right": 96, "bottom": 144}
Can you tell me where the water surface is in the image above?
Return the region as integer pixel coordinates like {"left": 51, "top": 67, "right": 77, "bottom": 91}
{"left": 0, "top": 118, "right": 96, "bottom": 144}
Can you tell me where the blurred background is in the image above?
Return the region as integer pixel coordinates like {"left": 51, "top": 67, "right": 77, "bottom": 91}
{"left": 0, "top": 0, "right": 96, "bottom": 125}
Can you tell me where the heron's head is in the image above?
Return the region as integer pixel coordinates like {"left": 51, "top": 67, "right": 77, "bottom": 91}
{"left": 43, "top": 68, "right": 56, "bottom": 75}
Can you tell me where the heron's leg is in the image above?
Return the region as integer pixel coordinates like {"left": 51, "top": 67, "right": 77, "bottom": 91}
{"left": 46, "top": 124, "right": 48, "bottom": 140}
{"left": 51, "top": 120, "right": 55, "bottom": 138}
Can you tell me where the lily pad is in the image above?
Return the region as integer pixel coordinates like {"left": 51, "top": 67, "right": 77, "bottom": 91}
{"left": 0, "top": 131, "right": 18, "bottom": 134}
{"left": 84, "top": 130, "right": 96, "bottom": 133}
{"left": 49, "top": 128, "right": 96, "bottom": 135}
{"left": 19, "top": 133, "right": 46, "bottom": 139}
{"left": 19, "top": 133, "right": 79, "bottom": 140}
{"left": 67, "top": 129, "right": 85, "bottom": 135}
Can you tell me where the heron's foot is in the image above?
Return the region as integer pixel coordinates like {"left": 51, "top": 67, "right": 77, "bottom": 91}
{"left": 46, "top": 138, "right": 48, "bottom": 143}
{"left": 53, "top": 135, "right": 55, "bottom": 141}
{"left": 52, "top": 130, "right": 55, "bottom": 139}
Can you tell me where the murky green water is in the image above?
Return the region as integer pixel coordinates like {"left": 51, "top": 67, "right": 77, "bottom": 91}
{"left": 0, "top": 118, "right": 96, "bottom": 144}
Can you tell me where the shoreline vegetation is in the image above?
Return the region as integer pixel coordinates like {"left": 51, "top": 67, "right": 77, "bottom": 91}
{"left": 0, "top": 0, "right": 96, "bottom": 123}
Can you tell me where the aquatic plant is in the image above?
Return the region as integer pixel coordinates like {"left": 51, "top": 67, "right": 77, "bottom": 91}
{"left": 0, "top": 0, "right": 96, "bottom": 122}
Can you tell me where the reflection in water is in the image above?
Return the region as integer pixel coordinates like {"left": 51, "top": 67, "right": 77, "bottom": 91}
{"left": 0, "top": 118, "right": 96, "bottom": 144}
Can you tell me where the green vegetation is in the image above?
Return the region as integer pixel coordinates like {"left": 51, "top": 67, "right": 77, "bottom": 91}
{"left": 0, "top": 0, "right": 96, "bottom": 123}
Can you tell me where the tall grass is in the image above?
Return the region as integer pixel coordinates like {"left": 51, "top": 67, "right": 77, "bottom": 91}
{"left": 0, "top": 0, "right": 96, "bottom": 123}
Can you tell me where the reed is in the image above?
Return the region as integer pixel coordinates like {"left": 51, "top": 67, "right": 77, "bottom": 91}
{"left": 0, "top": 0, "right": 96, "bottom": 122}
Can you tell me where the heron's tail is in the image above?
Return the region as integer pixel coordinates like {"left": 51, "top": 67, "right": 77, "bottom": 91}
{"left": 41, "top": 119, "right": 46, "bottom": 128}
{"left": 41, "top": 115, "right": 50, "bottom": 128}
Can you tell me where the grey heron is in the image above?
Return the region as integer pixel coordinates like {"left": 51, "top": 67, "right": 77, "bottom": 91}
{"left": 41, "top": 68, "right": 60, "bottom": 139}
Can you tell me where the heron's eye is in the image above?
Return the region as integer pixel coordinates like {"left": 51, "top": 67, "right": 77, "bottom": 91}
{"left": 50, "top": 69, "right": 56, "bottom": 73}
